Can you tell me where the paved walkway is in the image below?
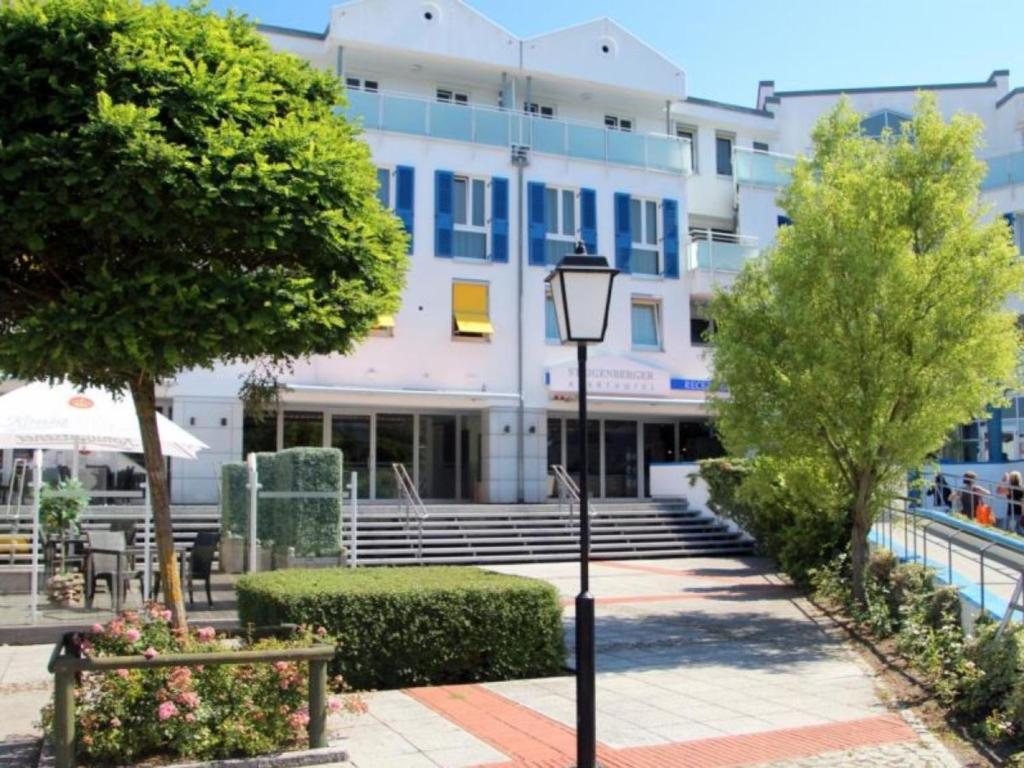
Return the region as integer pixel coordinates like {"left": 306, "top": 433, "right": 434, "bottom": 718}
{"left": 0, "top": 557, "right": 961, "bottom": 767}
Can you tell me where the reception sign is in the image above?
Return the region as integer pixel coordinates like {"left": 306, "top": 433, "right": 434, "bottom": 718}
{"left": 546, "top": 356, "right": 672, "bottom": 397}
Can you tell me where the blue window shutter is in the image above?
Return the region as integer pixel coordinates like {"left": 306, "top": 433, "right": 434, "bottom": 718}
{"left": 662, "top": 198, "right": 679, "bottom": 279}
{"left": 395, "top": 166, "right": 414, "bottom": 253}
{"left": 527, "top": 181, "right": 547, "bottom": 266}
{"left": 491, "top": 177, "right": 509, "bottom": 263}
{"left": 777, "top": 215, "right": 792, "bottom": 227}
{"left": 434, "top": 170, "right": 453, "bottom": 258}
{"left": 614, "top": 192, "right": 632, "bottom": 273}
{"left": 580, "top": 188, "right": 597, "bottom": 255}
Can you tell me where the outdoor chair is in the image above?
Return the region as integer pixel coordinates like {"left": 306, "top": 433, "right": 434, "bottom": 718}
{"left": 188, "top": 531, "right": 220, "bottom": 607}
{"left": 85, "top": 530, "right": 131, "bottom": 609}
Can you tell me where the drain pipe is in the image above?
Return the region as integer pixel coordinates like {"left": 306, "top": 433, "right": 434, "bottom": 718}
{"left": 514, "top": 49, "right": 528, "bottom": 504}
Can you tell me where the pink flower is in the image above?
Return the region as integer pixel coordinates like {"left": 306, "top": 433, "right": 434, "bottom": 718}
{"left": 288, "top": 708, "right": 310, "bottom": 730}
{"left": 316, "top": 626, "right": 327, "bottom": 637}
{"left": 168, "top": 667, "right": 192, "bottom": 688}
{"left": 110, "top": 718, "right": 121, "bottom": 728}
{"left": 157, "top": 701, "right": 178, "bottom": 721}
{"left": 184, "top": 712, "right": 196, "bottom": 723}
{"left": 124, "top": 628, "right": 141, "bottom": 643}
{"left": 160, "top": 610, "right": 173, "bottom": 622}
{"left": 178, "top": 691, "right": 200, "bottom": 709}
{"left": 115, "top": 669, "right": 130, "bottom": 679}
{"left": 196, "top": 626, "right": 216, "bottom": 642}
{"left": 89, "top": 623, "right": 104, "bottom": 634}
{"left": 328, "top": 697, "right": 342, "bottom": 713}
{"left": 142, "top": 647, "right": 158, "bottom": 660}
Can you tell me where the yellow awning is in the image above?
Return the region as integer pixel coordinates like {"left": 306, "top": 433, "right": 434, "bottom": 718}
{"left": 376, "top": 314, "right": 395, "bottom": 329}
{"left": 452, "top": 282, "right": 492, "bottom": 335}
{"left": 454, "top": 312, "right": 494, "bottom": 335}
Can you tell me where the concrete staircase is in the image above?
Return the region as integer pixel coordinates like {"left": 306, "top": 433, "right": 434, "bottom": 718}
{"left": 350, "top": 500, "right": 754, "bottom": 565}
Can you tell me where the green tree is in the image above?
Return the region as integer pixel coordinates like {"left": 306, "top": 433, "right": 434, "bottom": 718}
{"left": 0, "top": 0, "right": 408, "bottom": 626}
{"left": 710, "top": 95, "right": 1022, "bottom": 602}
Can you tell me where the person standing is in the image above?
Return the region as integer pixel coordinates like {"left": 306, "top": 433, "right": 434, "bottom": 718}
{"left": 1008, "top": 472, "right": 1024, "bottom": 533}
{"left": 996, "top": 473, "right": 1011, "bottom": 529}
{"left": 933, "top": 472, "right": 952, "bottom": 510}
{"left": 954, "top": 472, "right": 989, "bottom": 521}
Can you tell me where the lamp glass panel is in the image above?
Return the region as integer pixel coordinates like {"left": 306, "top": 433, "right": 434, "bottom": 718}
{"left": 562, "top": 270, "right": 613, "bottom": 340}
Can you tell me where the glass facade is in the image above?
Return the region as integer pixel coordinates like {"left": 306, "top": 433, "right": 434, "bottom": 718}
{"left": 331, "top": 415, "right": 371, "bottom": 499}
{"left": 282, "top": 411, "right": 322, "bottom": 448}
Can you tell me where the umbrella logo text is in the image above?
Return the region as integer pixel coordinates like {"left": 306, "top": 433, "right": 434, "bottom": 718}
{"left": 68, "top": 396, "right": 94, "bottom": 409}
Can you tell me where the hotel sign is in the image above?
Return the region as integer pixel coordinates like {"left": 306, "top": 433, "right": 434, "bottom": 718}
{"left": 546, "top": 356, "right": 671, "bottom": 398}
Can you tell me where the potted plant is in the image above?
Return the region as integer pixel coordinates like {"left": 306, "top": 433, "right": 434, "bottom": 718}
{"left": 41, "top": 479, "right": 89, "bottom": 606}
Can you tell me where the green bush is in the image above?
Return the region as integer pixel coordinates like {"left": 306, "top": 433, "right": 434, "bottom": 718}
{"left": 700, "top": 456, "right": 849, "bottom": 586}
{"left": 236, "top": 566, "right": 566, "bottom": 690}
{"left": 220, "top": 449, "right": 342, "bottom": 557}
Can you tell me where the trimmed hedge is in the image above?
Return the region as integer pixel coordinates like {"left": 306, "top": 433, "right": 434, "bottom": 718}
{"left": 221, "top": 448, "right": 342, "bottom": 557}
{"left": 236, "top": 566, "right": 566, "bottom": 689}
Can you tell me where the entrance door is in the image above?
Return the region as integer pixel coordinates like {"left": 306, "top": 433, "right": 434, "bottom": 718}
{"left": 604, "top": 420, "right": 638, "bottom": 497}
{"left": 331, "top": 415, "right": 371, "bottom": 499}
{"left": 643, "top": 422, "right": 676, "bottom": 498}
{"left": 566, "top": 419, "right": 600, "bottom": 497}
{"left": 375, "top": 414, "right": 414, "bottom": 499}
{"left": 419, "top": 415, "right": 457, "bottom": 499}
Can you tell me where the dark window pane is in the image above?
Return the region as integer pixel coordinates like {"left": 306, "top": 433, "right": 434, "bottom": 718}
{"left": 375, "top": 414, "right": 414, "bottom": 499}
{"left": 566, "top": 419, "right": 600, "bottom": 496}
{"left": 242, "top": 413, "right": 276, "bottom": 458}
{"left": 331, "top": 415, "right": 371, "bottom": 499}
{"left": 716, "top": 136, "right": 733, "bottom": 175}
{"left": 282, "top": 411, "right": 322, "bottom": 448}
{"left": 604, "top": 420, "right": 637, "bottom": 497}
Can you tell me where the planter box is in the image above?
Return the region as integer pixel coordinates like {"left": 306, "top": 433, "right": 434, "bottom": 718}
{"left": 219, "top": 536, "right": 245, "bottom": 574}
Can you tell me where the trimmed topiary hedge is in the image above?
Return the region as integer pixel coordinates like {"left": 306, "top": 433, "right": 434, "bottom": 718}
{"left": 236, "top": 566, "right": 566, "bottom": 689}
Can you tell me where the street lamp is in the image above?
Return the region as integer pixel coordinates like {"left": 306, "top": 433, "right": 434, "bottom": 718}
{"left": 545, "top": 242, "right": 618, "bottom": 768}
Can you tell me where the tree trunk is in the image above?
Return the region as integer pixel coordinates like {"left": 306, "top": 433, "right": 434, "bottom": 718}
{"left": 130, "top": 375, "right": 187, "bottom": 629}
{"left": 849, "top": 472, "right": 874, "bottom": 606}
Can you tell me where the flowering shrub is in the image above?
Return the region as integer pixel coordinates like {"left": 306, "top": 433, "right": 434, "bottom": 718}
{"left": 42, "top": 607, "right": 362, "bottom": 765}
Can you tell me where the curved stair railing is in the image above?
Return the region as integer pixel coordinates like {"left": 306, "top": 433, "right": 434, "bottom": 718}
{"left": 550, "top": 464, "right": 582, "bottom": 521}
{"left": 392, "top": 463, "right": 428, "bottom": 562}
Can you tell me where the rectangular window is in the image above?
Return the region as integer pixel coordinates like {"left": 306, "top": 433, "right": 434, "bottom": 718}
{"left": 375, "top": 167, "right": 393, "bottom": 209}
{"left": 753, "top": 141, "right": 770, "bottom": 153}
{"left": 452, "top": 280, "right": 493, "bottom": 338}
{"left": 631, "top": 299, "right": 662, "bottom": 350}
{"left": 545, "top": 291, "right": 560, "bottom": 341}
{"left": 605, "top": 115, "right": 633, "bottom": 132}
{"left": 630, "top": 198, "right": 660, "bottom": 275}
{"left": 690, "top": 298, "right": 713, "bottom": 346}
{"left": 282, "top": 411, "right": 323, "bottom": 448}
{"left": 372, "top": 313, "right": 395, "bottom": 337}
{"left": 452, "top": 175, "right": 488, "bottom": 259}
{"left": 437, "top": 88, "right": 469, "bottom": 105}
{"left": 1011, "top": 212, "right": 1024, "bottom": 253}
{"left": 524, "top": 102, "right": 556, "bottom": 118}
{"left": 345, "top": 77, "right": 379, "bottom": 93}
{"left": 676, "top": 124, "right": 698, "bottom": 173}
{"left": 716, "top": 133, "right": 734, "bottom": 176}
{"left": 543, "top": 186, "right": 579, "bottom": 264}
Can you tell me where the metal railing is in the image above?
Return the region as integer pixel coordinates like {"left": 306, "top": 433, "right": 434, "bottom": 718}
{"left": 550, "top": 464, "right": 580, "bottom": 520}
{"left": 686, "top": 229, "right": 761, "bottom": 274}
{"left": 341, "top": 89, "right": 692, "bottom": 175}
{"left": 391, "top": 463, "right": 427, "bottom": 562}
{"left": 871, "top": 497, "right": 1024, "bottom": 628}
{"left": 3, "top": 458, "right": 29, "bottom": 527}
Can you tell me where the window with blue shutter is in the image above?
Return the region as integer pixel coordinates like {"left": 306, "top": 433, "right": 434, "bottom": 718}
{"left": 580, "top": 188, "right": 597, "bottom": 255}
{"left": 491, "top": 177, "right": 509, "bottom": 263}
{"left": 395, "top": 166, "right": 414, "bottom": 253}
{"left": 662, "top": 198, "right": 679, "bottom": 279}
{"left": 614, "top": 192, "right": 632, "bottom": 273}
{"left": 777, "top": 215, "right": 792, "bottom": 227}
{"left": 527, "top": 181, "right": 547, "bottom": 266}
{"left": 434, "top": 170, "right": 454, "bottom": 258}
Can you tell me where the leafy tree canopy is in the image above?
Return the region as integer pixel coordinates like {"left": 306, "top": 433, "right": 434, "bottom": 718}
{"left": 710, "top": 95, "right": 1022, "bottom": 598}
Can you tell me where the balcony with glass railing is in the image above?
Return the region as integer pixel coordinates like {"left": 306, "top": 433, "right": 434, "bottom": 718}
{"left": 982, "top": 150, "right": 1024, "bottom": 191}
{"left": 342, "top": 89, "right": 691, "bottom": 175}
{"left": 733, "top": 147, "right": 796, "bottom": 189}
{"left": 686, "top": 230, "right": 760, "bottom": 273}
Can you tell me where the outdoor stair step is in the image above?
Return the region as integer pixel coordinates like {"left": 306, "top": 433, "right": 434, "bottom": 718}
{"left": 358, "top": 546, "right": 755, "bottom": 566}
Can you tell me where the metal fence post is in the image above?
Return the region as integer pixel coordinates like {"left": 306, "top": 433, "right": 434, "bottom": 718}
{"left": 143, "top": 479, "right": 152, "bottom": 600}
{"left": 349, "top": 471, "right": 358, "bottom": 569}
{"left": 54, "top": 668, "right": 75, "bottom": 768}
{"left": 247, "top": 453, "right": 259, "bottom": 573}
{"left": 308, "top": 659, "right": 328, "bottom": 749}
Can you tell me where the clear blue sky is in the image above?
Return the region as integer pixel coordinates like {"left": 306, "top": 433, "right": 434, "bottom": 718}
{"left": 185, "top": 0, "right": 1024, "bottom": 107}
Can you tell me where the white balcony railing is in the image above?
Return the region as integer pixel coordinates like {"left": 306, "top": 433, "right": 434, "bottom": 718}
{"left": 686, "top": 230, "right": 760, "bottom": 273}
{"left": 341, "top": 89, "right": 692, "bottom": 175}
{"left": 733, "top": 147, "right": 796, "bottom": 189}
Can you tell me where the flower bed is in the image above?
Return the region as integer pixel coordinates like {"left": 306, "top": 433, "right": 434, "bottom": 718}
{"left": 44, "top": 608, "right": 362, "bottom": 767}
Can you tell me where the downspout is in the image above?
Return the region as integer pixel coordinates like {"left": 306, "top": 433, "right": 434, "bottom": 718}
{"left": 515, "top": 43, "right": 527, "bottom": 503}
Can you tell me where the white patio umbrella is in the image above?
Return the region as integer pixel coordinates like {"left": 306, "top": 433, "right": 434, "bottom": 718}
{"left": 0, "top": 382, "right": 208, "bottom": 620}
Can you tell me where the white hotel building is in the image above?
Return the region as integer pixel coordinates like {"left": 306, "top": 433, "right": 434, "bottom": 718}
{"left": 147, "top": 0, "right": 1024, "bottom": 505}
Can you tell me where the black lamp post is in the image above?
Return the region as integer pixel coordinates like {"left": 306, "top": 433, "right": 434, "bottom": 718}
{"left": 545, "top": 242, "right": 618, "bottom": 768}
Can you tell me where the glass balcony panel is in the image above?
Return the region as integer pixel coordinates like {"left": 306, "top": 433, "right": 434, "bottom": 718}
{"left": 343, "top": 90, "right": 381, "bottom": 130}
{"left": 474, "top": 109, "right": 510, "bottom": 147}
{"left": 381, "top": 94, "right": 427, "bottom": 135}
{"left": 734, "top": 148, "right": 795, "bottom": 188}
{"left": 529, "top": 117, "right": 567, "bottom": 155}
{"left": 544, "top": 238, "right": 577, "bottom": 265}
{"left": 431, "top": 101, "right": 473, "bottom": 142}
{"left": 647, "top": 135, "right": 686, "bottom": 174}
{"left": 568, "top": 123, "right": 606, "bottom": 162}
{"left": 982, "top": 151, "right": 1024, "bottom": 190}
{"left": 607, "top": 130, "right": 645, "bottom": 168}
{"left": 688, "top": 240, "right": 758, "bottom": 272}
{"left": 632, "top": 248, "right": 659, "bottom": 275}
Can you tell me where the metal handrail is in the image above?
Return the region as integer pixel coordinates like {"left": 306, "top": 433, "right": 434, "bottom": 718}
{"left": 391, "top": 463, "right": 427, "bottom": 562}
{"left": 550, "top": 464, "right": 581, "bottom": 520}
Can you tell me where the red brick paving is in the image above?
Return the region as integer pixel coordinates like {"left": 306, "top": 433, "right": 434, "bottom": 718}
{"left": 406, "top": 683, "right": 917, "bottom": 768}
